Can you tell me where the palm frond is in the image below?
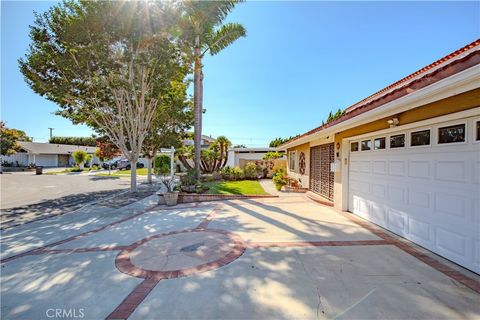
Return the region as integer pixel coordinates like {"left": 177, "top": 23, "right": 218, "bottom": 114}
{"left": 207, "top": 23, "right": 246, "bottom": 55}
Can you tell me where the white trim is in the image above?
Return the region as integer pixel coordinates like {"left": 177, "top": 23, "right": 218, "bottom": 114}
{"left": 341, "top": 107, "right": 479, "bottom": 142}
{"left": 279, "top": 65, "right": 480, "bottom": 150}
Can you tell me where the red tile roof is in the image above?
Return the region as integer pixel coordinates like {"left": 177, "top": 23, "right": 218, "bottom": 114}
{"left": 281, "top": 39, "right": 480, "bottom": 148}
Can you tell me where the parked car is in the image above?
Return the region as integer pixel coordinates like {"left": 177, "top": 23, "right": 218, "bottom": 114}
{"left": 116, "top": 159, "right": 144, "bottom": 170}
{"left": 102, "top": 159, "right": 119, "bottom": 170}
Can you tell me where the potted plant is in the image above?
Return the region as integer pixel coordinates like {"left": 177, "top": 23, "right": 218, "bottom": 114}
{"left": 162, "top": 177, "right": 179, "bottom": 206}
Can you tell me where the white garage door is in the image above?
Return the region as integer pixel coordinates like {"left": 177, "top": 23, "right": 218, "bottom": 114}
{"left": 348, "top": 116, "right": 480, "bottom": 273}
{"left": 35, "top": 154, "right": 58, "bottom": 167}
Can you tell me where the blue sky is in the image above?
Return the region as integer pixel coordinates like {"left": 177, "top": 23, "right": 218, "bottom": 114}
{"left": 1, "top": 1, "right": 479, "bottom": 146}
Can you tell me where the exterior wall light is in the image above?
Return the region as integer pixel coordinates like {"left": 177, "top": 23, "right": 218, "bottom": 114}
{"left": 387, "top": 118, "right": 400, "bottom": 128}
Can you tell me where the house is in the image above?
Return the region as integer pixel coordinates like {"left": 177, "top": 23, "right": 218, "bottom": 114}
{"left": 182, "top": 135, "right": 216, "bottom": 148}
{"left": 225, "top": 147, "right": 284, "bottom": 168}
{"left": 277, "top": 39, "right": 480, "bottom": 273}
{"left": 2, "top": 142, "right": 98, "bottom": 167}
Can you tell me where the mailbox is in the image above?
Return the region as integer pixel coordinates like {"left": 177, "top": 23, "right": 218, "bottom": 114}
{"left": 330, "top": 160, "right": 341, "bottom": 172}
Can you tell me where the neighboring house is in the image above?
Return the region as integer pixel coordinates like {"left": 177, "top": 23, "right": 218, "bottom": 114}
{"left": 182, "top": 135, "right": 216, "bottom": 149}
{"left": 225, "top": 147, "right": 284, "bottom": 168}
{"left": 1, "top": 142, "right": 98, "bottom": 167}
{"left": 277, "top": 39, "right": 480, "bottom": 273}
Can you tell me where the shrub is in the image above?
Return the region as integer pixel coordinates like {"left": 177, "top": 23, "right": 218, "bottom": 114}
{"left": 262, "top": 151, "right": 284, "bottom": 160}
{"left": 72, "top": 150, "right": 87, "bottom": 167}
{"left": 181, "top": 169, "right": 198, "bottom": 186}
{"left": 212, "top": 171, "right": 222, "bottom": 181}
{"left": 154, "top": 154, "right": 170, "bottom": 175}
{"left": 272, "top": 168, "right": 288, "bottom": 190}
{"left": 220, "top": 166, "right": 244, "bottom": 180}
{"left": 244, "top": 162, "right": 262, "bottom": 180}
{"left": 231, "top": 167, "right": 244, "bottom": 181}
{"left": 220, "top": 166, "right": 232, "bottom": 180}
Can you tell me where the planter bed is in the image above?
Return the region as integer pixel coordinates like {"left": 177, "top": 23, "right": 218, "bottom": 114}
{"left": 283, "top": 186, "right": 309, "bottom": 193}
{"left": 178, "top": 193, "right": 277, "bottom": 204}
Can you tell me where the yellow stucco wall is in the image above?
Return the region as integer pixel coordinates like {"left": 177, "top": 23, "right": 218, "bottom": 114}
{"left": 286, "top": 142, "right": 310, "bottom": 188}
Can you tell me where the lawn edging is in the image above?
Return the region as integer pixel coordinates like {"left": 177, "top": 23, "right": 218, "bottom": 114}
{"left": 178, "top": 193, "right": 278, "bottom": 203}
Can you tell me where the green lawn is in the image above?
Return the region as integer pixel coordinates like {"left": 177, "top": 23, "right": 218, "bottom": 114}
{"left": 113, "top": 168, "right": 148, "bottom": 176}
{"left": 204, "top": 180, "right": 268, "bottom": 195}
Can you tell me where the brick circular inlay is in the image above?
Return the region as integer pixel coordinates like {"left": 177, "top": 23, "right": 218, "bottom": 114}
{"left": 115, "top": 229, "right": 245, "bottom": 280}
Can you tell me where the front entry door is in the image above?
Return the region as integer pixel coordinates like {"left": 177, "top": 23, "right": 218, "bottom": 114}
{"left": 309, "top": 143, "right": 334, "bottom": 201}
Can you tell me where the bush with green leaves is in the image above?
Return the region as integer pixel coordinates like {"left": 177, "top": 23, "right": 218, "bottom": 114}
{"left": 181, "top": 169, "right": 198, "bottom": 186}
{"left": 72, "top": 150, "right": 88, "bottom": 167}
{"left": 244, "top": 162, "right": 262, "bottom": 180}
{"left": 220, "top": 166, "right": 244, "bottom": 181}
{"left": 272, "top": 168, "right": 288, "bottom": 191}
{"left": 262, "top": 151, "right": 284, "bottom": 160}
{"left": 231, "top": 167, "right": 244, "bottom": 181}
{"left": 154, "top": 154, "right": 170, "bottom": 175}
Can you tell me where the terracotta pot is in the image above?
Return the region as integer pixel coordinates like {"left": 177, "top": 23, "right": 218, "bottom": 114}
{"left": 164, "top": 191, "right": 179, "bottom": 206}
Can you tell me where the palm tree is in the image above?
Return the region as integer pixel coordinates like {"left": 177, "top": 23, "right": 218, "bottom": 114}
{"left": 180, "top": 1, "right": 246, "bottom": 179}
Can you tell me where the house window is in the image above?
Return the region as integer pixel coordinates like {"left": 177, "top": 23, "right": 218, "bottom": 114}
{"left": 476, "top": 121, "right": 480, "bottom": 141}
{"left": 374, "top": 137, "right": 386, "bottom": 150}
{"left": 411, "top": 130, "right": 430, "bottom": 146}
{"left": 438, "top": 124, "right": 465, "bottom": 144}
{"left": 390, "top": 134, "right": 405, "bottom": 148}
{"left": 361, "top": 140, "right": 371, "bottom": 151}
{"left": 350, "top": 142, "right": 359, "bottom": 152}
{"left": 289, "top": 151, "right": 296, "bottom": 171}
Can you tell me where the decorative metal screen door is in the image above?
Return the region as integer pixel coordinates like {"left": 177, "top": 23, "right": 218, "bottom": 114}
{"left": 309, "top": 143, "right": 334, "bottom": 201}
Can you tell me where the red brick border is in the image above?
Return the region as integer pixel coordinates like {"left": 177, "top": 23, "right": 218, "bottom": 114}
{"left": 114, "top": 229, "right": 246, "bottom": 280}
{"left": 246, "top": 239, "right": 393, "bottom": 248}
{"left": 106, "top": 277, "right": 161, "bottom": 320}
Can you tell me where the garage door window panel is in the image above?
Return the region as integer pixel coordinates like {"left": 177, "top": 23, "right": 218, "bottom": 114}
{"left": 438, "top": 124, "right": 465, "bottom": 144}
{"left": 411, "top": 130, "right": 431, "bottom": 147}
{"left": 361, "top": 140, "right": 372, "bottom": 151}
{"left": 390, "top": 134, "right": 405, "bottom": 148}
{"left": 351, "top": 142, "right": 359, "bottom": 152}
{"left": 476, "top": 121, "right": 480, "bottom": 141}
{"left": 374, "top": 137, "right": 386, "bottom": 150}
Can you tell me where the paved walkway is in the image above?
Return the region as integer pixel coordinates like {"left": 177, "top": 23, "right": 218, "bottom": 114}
{"left": 1, "top": 193, "right": 479, "bottom": 320}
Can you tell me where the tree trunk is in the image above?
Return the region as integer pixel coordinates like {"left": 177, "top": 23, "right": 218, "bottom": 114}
{"left": 179, "top": 156, "right": 192, "bottom": 170}
{"left": 193, "top": 34, "right": 202, "bottom": 180}
{"left": 222, "top": 152, "right": 229, "bottom": 168}
{"left": 130, "top": 160, "right": 137, "bottom": 192}
{"left": 147, "top": 156, "right": 153, "bottom": 184}
{"left": 108, "top": 164, "right": 111, "bottom": 175}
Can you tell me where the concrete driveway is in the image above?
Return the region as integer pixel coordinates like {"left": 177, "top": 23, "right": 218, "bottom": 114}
{"left": 1, "top": 194, "right": 479, "bottom": 320}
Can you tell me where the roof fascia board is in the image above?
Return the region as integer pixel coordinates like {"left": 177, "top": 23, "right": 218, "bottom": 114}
{"left": 277, "top": 64, "right": 480, "bottom": 151}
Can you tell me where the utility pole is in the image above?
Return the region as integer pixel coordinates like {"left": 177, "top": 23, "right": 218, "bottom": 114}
{"left": 48, "top": 128, "right": 54, "bottom": 140}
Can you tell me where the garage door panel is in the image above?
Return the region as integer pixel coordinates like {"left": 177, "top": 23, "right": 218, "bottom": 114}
{"left": 435, "top": 226, "right": 467, "bottom": 260}
{"left": 348, "top": 117, "right": 479, "bottom": 272}
{"left": 388, "top": 161, "right": 406, "bottom": 176}
{"left": 435, "top": 160, "right": 467, "bottom": 183}
{"left": 408, "top": 160, "right": 432, "bottom": 179}
{"left": 370, "top": 203, "right": 386, "bottom": 224}
{"left": 372, "top": 160, "right": 387, "bottom": 175}
{"left": 408, "top": 216, "right": 431, "bottom": 243}
{"left": 434, "top": 192, "right": 468, "bottom": 219}
{"left": 386, "top": 209, "right": 407, "bottom": 236}
{"left": 407, "top": 189, "right": 431, "bottom": 209}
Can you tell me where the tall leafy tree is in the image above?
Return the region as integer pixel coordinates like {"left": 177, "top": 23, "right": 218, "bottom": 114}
{"left": 19, "top": 1, "right": 189, "bottom": 191}
{"left": 179, "top": 1, "right": 246, "bottom": 179}
{"left": 142, "top": 78, "right": 193, "bottom": 183}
